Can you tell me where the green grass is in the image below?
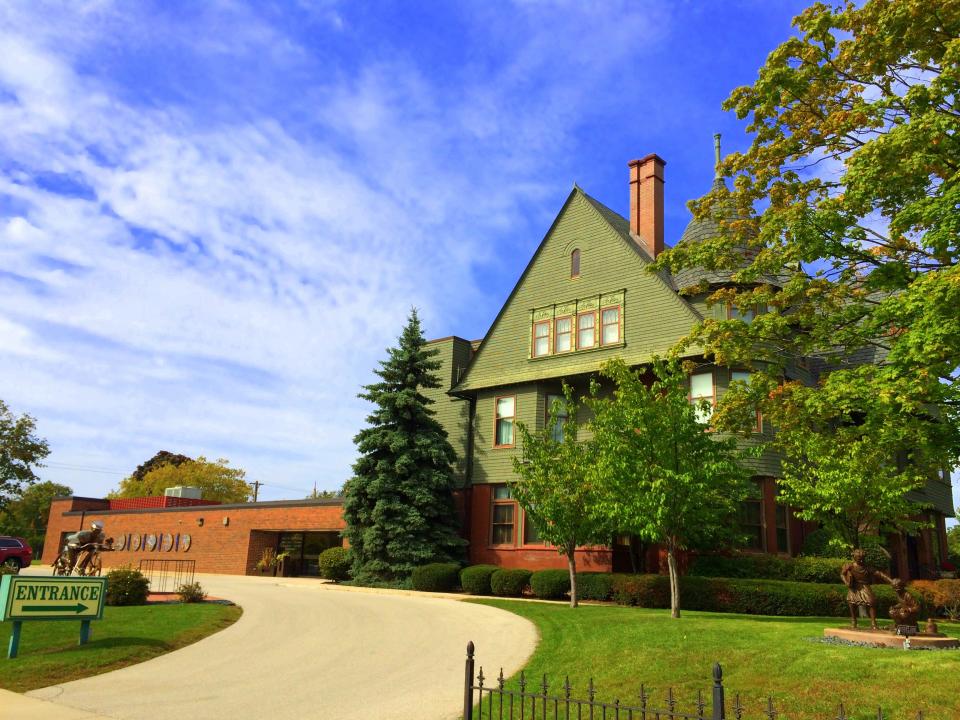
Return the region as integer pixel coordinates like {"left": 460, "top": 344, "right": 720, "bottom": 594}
{"left": 471, "top": 600, "right": 960, "bottom": 719}
{"left": 0, "top": 603, "right": 242, "bottom": 692}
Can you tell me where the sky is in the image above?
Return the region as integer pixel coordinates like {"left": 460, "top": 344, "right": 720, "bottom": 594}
{"left": 2, "top": 0, "right": 954, "bottom": 510}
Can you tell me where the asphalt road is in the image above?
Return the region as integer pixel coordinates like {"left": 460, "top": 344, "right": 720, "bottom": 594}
{"left": 21, "top": 571, "right": 537, "bottom": 720}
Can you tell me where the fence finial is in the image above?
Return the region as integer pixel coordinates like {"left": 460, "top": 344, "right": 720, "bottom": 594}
{"left": 713, "top": 662, "right": 723, "bottom": 683}
{"left": 466, "top": 640, "right": 474, "bottom": 658}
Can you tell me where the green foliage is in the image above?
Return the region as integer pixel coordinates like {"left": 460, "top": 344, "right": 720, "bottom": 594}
{"left": 0, "top": 480, "right": 72, "bottom": 555}
{"left": 689, "top": 554, "right": 845, "bottom": 584}
{"left": 948, "top": 522, "right": 960, "bottom": 567}
{"left": 111, "top": 456, "right": 250, "bottom": 504}
{"left": 410, "top": 562, "right": 461, "bottom": 592}
{"left": 343, "top": 309, "right": 465, "bottom": 583}
{"left": 576, "top": 573, "right": 615, "bottom": 601}
{"left": 0, "top": 564, "right": 18, "bottom": 576}
{"left": 490, "top": 568, "right": 532, "bottom": 597}
{"left": 588, "top": 358, "right": 754, "bottom": 617}
{"left": 318, "top": 547, "right": 351, "bottom": 582}
{"left": 799, "top": 528, "right": 835, "bottom": 557}
{"left": 609, "top": 574, "right": 906, "bottom": 617}
{"left": 530, "top": 569, "right": 571, "bottom": 600}
{"left": 0, "top": 400, "right": 50, "bottom": 510}
{"left": 105, "top": 567, "right": 150, "bottom": 606}
{"left": 653, "top": 1, "right": 960, "bottom": 543}
{"left": 460, "top": 564, "right": 499, "bottom": 595}
{"left": 176, "top": 582, "right": 206, "bottom": 603}
{"left": 512, "top": 388, "right": 612, "bottom": 607}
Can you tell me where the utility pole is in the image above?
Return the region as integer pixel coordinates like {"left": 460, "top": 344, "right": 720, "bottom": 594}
{"left": 251, "top": 480, "right": 262, "bottom": 502}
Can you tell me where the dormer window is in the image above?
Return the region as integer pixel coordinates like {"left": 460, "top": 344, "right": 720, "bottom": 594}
{"left": 570, "top": 249, "right": 580, "bottom": 278}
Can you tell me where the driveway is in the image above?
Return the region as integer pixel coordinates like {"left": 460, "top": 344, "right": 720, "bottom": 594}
{"left": 21, "top": 572, "right": 538, "bottom": 720}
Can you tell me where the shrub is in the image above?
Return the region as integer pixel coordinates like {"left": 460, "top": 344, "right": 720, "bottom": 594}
{"left": 910, "top": 579, "right": 960, "bottom": 621}
{"left": 491, "top": 569, "right": 532, "bottom": 597}
{"left": 460, "top": 565, "right": 499, "bottom": 595}
{"left": 0, "top": 564, "right": 19, "bottom": 577}
{"left": 688, "top": 554, "right": 844, "bottom": 584}
{"left": 576, "top": 573, "right": 615, "bottom": 601}
{"left": 608, "top": 573, "right": 909, "bottom": 617}
{"left": 410, "top": 562, "right": 461, "bottom": 592}
{"left": 800, "top": 528, "right": 834, "bottom": 557}
{"left": 530, "top": 569, "right": 570, "bottom": 600}
{"left": 105, "top": 567, "right": 150, "bottom": 606}
{"left": 318, "top": 547, "right": 351, "bottom": 582}
{"left": 177, "top": 581, "right": 206, "bottom": 603}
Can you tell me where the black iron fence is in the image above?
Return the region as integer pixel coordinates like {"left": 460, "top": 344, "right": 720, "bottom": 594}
{"left": 138, "top": 558, "right": 196, "bottom": 593}
{"left": 462, "top": 642, "right": 927, "bottom": 720}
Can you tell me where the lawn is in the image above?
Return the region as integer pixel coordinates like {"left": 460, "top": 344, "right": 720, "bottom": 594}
{"left": 472, "top": 600, "right": 960, "bottom": 719}
{"left": 0, "top": 602, "right": 242, "bottom": 692}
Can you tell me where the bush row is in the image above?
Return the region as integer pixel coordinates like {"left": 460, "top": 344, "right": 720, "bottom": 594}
{"left": 688, "top": 554, "right": 847, "bottom": 584}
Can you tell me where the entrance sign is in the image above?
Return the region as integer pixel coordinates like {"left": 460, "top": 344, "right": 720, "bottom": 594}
{"left": 0, "top": 576, "right": 108, "bottom": 659}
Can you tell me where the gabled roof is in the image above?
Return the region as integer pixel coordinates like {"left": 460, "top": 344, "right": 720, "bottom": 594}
{"left": 450, "top": 186, "right": 702, "bottom": 394}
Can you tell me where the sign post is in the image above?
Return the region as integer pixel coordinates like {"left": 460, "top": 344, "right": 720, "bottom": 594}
{"left": 0, "top": 576, "right": 108, "bottom": 659}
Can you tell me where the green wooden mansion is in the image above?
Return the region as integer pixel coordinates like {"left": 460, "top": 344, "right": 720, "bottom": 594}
{"left": 422, "top": 151, "right": 954, "bottom": 579}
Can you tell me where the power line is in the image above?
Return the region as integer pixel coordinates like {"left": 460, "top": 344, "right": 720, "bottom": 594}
{"left": 43, "top": 462, "right": 126, "bottom": 476}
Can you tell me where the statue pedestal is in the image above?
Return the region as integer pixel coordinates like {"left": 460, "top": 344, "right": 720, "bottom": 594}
{"left": 824, "top": 627, "right": 959, "bottom": 649}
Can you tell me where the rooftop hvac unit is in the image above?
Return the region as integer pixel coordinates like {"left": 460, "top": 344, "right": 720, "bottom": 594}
{"left": 164, "top": 486, "right": 202, "bottom": 499}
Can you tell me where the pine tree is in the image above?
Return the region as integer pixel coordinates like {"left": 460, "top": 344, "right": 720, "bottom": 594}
{"left": 343, "top": 309, "right": 465, "bottom": 583}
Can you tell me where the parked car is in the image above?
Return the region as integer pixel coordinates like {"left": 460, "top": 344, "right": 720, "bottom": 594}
{"left": 0, "top": 536, "right": 33, "bottom": 572}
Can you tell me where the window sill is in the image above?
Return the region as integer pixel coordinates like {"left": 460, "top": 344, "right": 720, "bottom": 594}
{"left": 493, "top": 444, "right": 516, "bottom": 450}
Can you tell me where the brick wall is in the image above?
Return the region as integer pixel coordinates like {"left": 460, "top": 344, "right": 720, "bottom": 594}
{"left": 43, "top": 497, "right": 345, "bottom": 576}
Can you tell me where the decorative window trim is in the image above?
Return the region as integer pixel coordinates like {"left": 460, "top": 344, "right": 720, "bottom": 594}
{"left": 494, "top": 395, "right": 517, "bottom": 449}
{"left": 553, "top": 315, "right": 573, "bottom": 354}
{"left": 576, "top": 310, "right": 596, "bottom": 350}
{"left": 600, "top": 305, "right": 621, "bottom": 346}
{"left": 532, "top": 320, "right": 551, "bottom": 358}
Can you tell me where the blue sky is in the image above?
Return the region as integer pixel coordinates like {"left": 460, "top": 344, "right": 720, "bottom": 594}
{"left": 5, "top": 0, "right": 954, "bottom": 510}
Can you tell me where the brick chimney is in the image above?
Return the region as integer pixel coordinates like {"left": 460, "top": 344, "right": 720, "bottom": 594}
{"left": 628, "top": 154, "right": 666, "bottom": 259}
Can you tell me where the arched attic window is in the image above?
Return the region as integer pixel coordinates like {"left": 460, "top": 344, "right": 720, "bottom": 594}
{"left": 570, "top": 248, "right": 580, "bottom": 278}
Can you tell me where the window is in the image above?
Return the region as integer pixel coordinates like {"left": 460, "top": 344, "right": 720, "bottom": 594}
{"left": 491, "top": 486, "right": 515, "bottom": 545}
{"left": 554, "top": 316, "right": 572, "bottom": 353}
{"left": 689, "top": 372, "right": 714, "bottom": 424}
{"left": 577, "top": 311, "right": 596, "bottom": 349}
{"left": 571, "top": 249, "right": 580, "bottom": 278}
{"left": 729, "top": 304, "right": 755, "bottom": 323}
{"left": 773, "top": 484, "right": 789, "bottom": 553}
{"left": 532, "top": 320, "right": 550, "bottom": 357}
{"left": 495, "top": 396, "right": 516, "bottom": 447}
{"left": 739, "top": 481, "right": 765, "bottom": 550}
{"left": 730, "top": 371, "right": 761, "bottom": 432}
{"left": 546, "top": 394, "right": 569, "bottom": 442}
{"left": 523, "top": 510, "right": 543, "bottom": 544}
{"left": 601, "top": 306, "right": 620, "bottom": 345}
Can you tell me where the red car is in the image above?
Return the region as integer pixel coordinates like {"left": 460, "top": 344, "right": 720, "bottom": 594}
{"left": 0, "top": 536, "right": 32, "bottom": 572}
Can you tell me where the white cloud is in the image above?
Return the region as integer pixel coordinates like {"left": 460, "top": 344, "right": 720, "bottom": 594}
{"left": 0, "top": 0, "right": 673, "bottom": 499}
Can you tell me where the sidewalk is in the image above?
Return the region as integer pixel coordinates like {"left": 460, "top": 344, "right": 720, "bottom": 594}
{"left": 0, "top": 688, "right": 116, "bottom": 719}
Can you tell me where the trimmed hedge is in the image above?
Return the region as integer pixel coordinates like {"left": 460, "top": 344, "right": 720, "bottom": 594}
{"left": 610, "top": 573, "right": 907, "bottom": 617}
{"left": 531, "top": 569, "right": 570, "bottom": 600}
{"left": 460, "top": 565, "right": 499, "bottom": 595}
{"left": 491, "top": 569, "right": 532, "bottom": 597}
{"left": 318, "top": 547, "right": 351, "bottom": 582}
{"left": 688, "top": 554, "right": 846, "bottom": 585}
{"left": 576, "top": 572, "right": 615, "bottom": 601}
{"left": 410, "top": 563, "right": 461, "bottom": 592}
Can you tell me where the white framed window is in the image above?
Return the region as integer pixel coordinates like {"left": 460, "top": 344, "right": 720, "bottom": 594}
{"left": 577, "top": 311, "right": 596, "bottom": 349}
{"left": 689, "top": 372, "right": 714, "bottom": 424}
{"left": 532, "top": 320, "right": 550, "bottom": 357}
{"left": 494, "top": 396, "right": 516, "bottom": 447}
{"left": 554, "top": 316, "right": 572, "bottom": 353}
{"left": 730, "top": 370, "right": 761, "bottom": 432}
{"left": 601, "top": 306, "right": 620, "bottom": 345}
{"left": 546, "top": 394, "right": 569, "bottom": 442}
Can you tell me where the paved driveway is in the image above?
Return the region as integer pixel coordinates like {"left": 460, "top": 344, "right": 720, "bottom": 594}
{"left": 22, "top": 572, "right": 537, "bottom": 720}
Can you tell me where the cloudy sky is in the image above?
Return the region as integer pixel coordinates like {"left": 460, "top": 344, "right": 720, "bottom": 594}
{"left": 0, "top": 0, "right": 866, "bottom": 501}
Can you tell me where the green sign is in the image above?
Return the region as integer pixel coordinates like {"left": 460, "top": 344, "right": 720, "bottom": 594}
{"left": 0, "top": 576, "right": 107, "bottom": 622}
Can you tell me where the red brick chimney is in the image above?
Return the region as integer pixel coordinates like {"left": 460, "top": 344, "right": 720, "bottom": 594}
{"left": 628, "top": 154, "right": 666, "bottom": 259}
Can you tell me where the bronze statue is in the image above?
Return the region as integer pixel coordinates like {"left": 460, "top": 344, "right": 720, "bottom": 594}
{"left": 888, "top": 578, "right": 919, "bottom": 631}
{"left": 54, "top": 521, "right": 110, "bottom": 576}
{"left": 840, "top": 548, "right": 892, "bottom": 630}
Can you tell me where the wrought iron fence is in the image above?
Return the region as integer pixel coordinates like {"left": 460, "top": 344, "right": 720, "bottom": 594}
{"left": 138, "top": 558, "right": 196, "bottom": 593}
{"left": 462, "top": 642, "right": 927, "bottom": 720}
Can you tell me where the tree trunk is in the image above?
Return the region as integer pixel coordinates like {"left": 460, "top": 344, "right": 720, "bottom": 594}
{"left": 567, "top": 543, "right": 578, "bottom": 609}
{"left": 666, "top": 541, "right": 680, "bottom": 619}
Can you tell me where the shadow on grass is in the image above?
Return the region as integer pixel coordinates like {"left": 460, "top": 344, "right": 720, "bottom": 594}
{"left": 28, "top": 637, "right": 171, "bottom": 657}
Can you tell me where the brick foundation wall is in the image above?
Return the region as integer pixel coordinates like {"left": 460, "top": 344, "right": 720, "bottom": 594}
{"left": 42, "top": 497, "right": 345, "bottom": 576}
